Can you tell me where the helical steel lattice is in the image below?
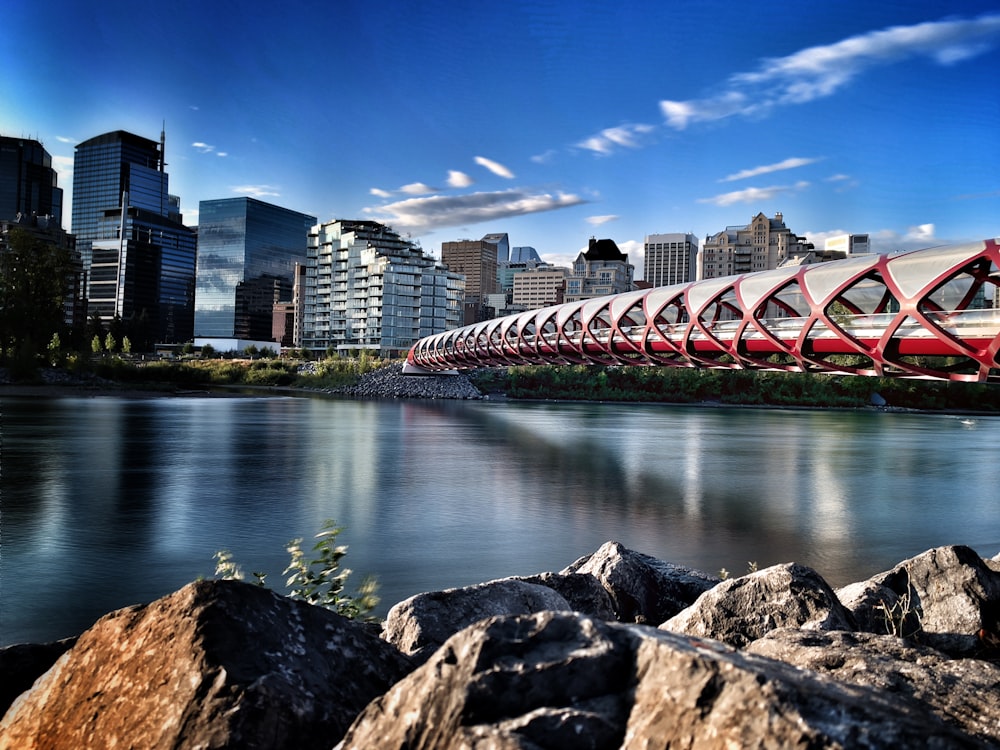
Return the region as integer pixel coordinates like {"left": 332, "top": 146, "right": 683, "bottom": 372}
{"left": 406, "top": 238, "right": 1000, "bottom": 382}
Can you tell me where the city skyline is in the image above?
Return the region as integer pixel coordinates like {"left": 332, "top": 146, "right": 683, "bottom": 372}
{"left": 3, "top": 0, "right": 999, "bottom": 277}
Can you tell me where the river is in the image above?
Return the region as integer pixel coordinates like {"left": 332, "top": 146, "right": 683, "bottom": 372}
{"left": 2, "top": 392, "right": 999, "bottom": 646}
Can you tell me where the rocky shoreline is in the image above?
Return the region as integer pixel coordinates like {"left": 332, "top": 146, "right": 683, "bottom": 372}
{"left": 3, "top": 542, "right": 1000, "bottom": 748}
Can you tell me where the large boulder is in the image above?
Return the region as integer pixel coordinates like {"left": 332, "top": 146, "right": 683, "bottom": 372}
{"left": 381, "top": 577, "right": 572, "bottom": 664}
{"left": 561, "top": 541, "right": 718, "bottom": 624}
{"left": 748, "top": 628, "right": 1000, "bottom": 747}
{"left": 0, "top": 580, "right": 413, "bottom": 750}
{"left": 660, "top": 562, "right": 855, "bottom": 647}
{"left": 340, "top": 610, "right": 980, "bottom": 749}
{"left": 846, "top": 545, "right": 1000, "bottom": 655}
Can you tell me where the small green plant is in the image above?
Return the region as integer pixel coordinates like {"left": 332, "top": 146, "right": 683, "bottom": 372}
{"left": 213, "top": 520, "right": 379, "bottom": 620}
{"left": 875, "top": 567, "right": 923, "bottom": 639}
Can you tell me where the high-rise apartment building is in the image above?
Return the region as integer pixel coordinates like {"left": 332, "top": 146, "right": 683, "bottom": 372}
{"left": 194, "top": 197, "right": 315, "bottom": 343}
{"left": 644, "top": 232, "right": 698, "bottom": 287}
{"left": 0, "top": 136, "right": 64, "bottom": 225}
{"left": 72, "top": 130, "right": 196, "bottom": 345}
{"left": 564, "top": 238, "right": 634, "bottom": 302}
{"left": 700, "top": 212, "right": 811, "bottom": 280}
{"left": 825, "top": 233, "right": 870, "bottom": 255}
{"left": 512, "top": 266, "right": 568, "bottom": 310}
{"left": 441, "top": 235, "right": 500, "bottom": 324}
{"left": 301, "top": 219, "right": 463, "bottom": 357}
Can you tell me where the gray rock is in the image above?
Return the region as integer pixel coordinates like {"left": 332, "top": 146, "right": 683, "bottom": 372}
{"left": 0, "top": 580, "right": 413, "bottom": 749}
{"left": 660, "top": 562, "right": 855, "bottom": 647}
{"left": 329, "top": 362, "right": 482, "bottom": 399}
{"left": 748, "top": 628, "right": 1000, "bottom": 748}
{"left": 861, "top": 545, "right": 1000, "bottom": 655}
{"left": 381, "top": 577, "right": 573, "bottom": 664}
{"left": 516, "top": 571, "right": 618, "bottom": 620}
{"left": 340, "top": 610, "right": 981, "bottom": 749}
{"left": 561, "top": 540, "right": 718, "bottom": 624}
{"left": 837, "top": 579, "right": 922, "bottom": 637}
{"left": 0, "top": 638, "right": 77, "bottom": 717}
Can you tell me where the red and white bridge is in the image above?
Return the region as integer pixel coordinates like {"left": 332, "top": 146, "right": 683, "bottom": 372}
{"left": 406, "top": 238, "right": 1000, "bottom": 382}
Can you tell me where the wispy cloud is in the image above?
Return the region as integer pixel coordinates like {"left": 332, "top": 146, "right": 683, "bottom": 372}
{"left": 447, "top": 170, "right": 473, "bottom": 188}
{"left": 531, "top": 149, "right": 558, "bottom": 165}
{"left": 721, "top": 157, "right": 821, "bottom": 182}
{"left": 365, "top": 189, "right": 586, "bottom": 234}
{"left": 586, "top": 215, "right": 619, "bottom": 226}
{"left": 576, "top": 123, "right": 655, "bottom": 155}
{"left": 660, "top": 13, "right": 1000, "bottom": 129}
{"left": 699, "top": 181, "right": 810, "bottom": 206}
{"left": 474, "top": 156, "right": 515, "bottom": 179}
{"left": 232, "top": 185, "right": 281, "bottom": 198}
{"left": 55, "top": 135, "right": 76, "bottom": 144}
{"left": 193, "top": 141, "right": 227, "bottom": 157}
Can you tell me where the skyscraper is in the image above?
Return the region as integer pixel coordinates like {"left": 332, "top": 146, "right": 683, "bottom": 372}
{"left": 441, "top": 235, "right": 500, "bottom": 324}
{"left": 194, "top": 197, "right": 316, "bottom": 343}
{"left": 72, "top": 130, "right": 196, "bottom": 345}
{"left": 0, "top": 136, "right": 63, "bottom": 225}
{"left": 643, "top": 232, "right": 698, "bottom": 287}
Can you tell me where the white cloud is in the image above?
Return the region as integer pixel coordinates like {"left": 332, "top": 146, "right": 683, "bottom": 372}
{"left": 216, "top": 152, "right": 228, "bottom": 158}
{"left": 721, "top": 157, "right": 821, "bottom": 182}
{"left": 231, "top": 185, "right": 281, "bottom": 198}
{"left": 192, "top": 142, "right": 215, "bottom": 154}
{"left": 364, "top": 189, "right": 586, "bottom": 235}
{"left": 55, "top": 135, "right": 76, "bottom": 144}
{"left": 370, "top": 187, "right": 392, "bottom": 198}
{"left": 699, "top": 181, "right": 810, "bottom": 206}
{"left": 905, "top": 223, "right": 936, "bottom": 242}
{"left": 447, "top": 170, "right": 473, "bottom": 188}
{"left": 586, "top": 215, "right": 619, "bottom": 226}
{"left": 474, "top": 156, "right": 515, "bottom": 179}
{"left": 401, "top": 182, "right": 437, "bottom": 195}
{"left": 576, "top": 123, "right": 655, "bottom": 155}
{"left": 531, "top": 149, "right": 558, "bottom": 164}
{"left": 660, "top": 13, "right": 1000, "bottom": 129}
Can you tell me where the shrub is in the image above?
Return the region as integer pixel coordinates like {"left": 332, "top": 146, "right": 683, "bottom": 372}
{"left": 214, "top": 519, "right": 379, "bottom": 620}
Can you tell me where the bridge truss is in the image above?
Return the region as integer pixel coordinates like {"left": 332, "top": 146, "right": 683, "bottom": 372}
{"left": 406, "top": 239, "right": 1000, "bottom": 382}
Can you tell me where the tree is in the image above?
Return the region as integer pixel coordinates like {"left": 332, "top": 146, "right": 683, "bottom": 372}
{"left": 91, "top": 335, "right": 102, "bottom": 354}
{"left": 122, "top": 336, "right": 132, "bottom": 355}
{"left": 0, "top": 228, "right": 74, "bottom": 363}
{"left": 104, "top": 332, "right": 117, "bottom": 353}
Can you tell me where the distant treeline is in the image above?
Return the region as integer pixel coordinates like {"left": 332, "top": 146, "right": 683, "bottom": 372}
{"left": 469, "top": 365, "right": 1000, "bottom": 413}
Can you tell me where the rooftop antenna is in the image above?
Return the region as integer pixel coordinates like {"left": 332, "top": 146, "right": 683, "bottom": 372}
{"left": 159, "top": 121, "right": 166, "bottom": 172}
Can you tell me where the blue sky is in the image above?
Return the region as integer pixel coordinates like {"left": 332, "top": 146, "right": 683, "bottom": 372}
{"left": 3, "top": 0, "right": 999, "bottom": 276}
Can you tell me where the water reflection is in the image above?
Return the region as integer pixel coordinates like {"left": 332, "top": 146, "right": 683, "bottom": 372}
{"left": 2, "top": 394, "right": 999, "bottom": 646}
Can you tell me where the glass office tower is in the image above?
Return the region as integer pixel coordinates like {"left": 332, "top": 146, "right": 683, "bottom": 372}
{"left": 0, "top": 136, "right": 64, "bottom": 225}
{"left": 194, "top": 197, "right": 316, "bottom": 341}
{"left": 72, "top": 130, "right": 196, "bottom": 345}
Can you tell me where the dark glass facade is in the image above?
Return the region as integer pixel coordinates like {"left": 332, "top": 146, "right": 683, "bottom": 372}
{"left": 194, "top": 198, "right": 315, "bottom": 340}
{"left": 73, "top": 130, "right": 196, "bottom": 344}
{"left": 0, "top": 136, "right": 63, "bottom": 225}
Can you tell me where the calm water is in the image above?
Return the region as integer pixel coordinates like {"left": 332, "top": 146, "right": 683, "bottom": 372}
{"left": 3, "top": 393, "right": 999, "bottom": 646}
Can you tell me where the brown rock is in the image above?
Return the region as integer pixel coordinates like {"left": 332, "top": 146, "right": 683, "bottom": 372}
{"left": 0, "top": 580, "right": 412, "bottom": 749}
